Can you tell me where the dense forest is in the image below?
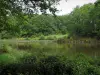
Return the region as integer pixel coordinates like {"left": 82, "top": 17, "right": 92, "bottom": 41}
{"left": 0, "top": 0, "right": 100, "bottom": 39}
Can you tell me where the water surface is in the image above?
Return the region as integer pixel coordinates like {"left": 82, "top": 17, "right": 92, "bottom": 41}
{"left": 13, "top": 40, "right": 100, "bottom": 57}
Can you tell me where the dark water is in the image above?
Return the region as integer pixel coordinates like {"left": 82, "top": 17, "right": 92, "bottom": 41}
{"left": 14, "top": 40, "right": 100, "bottom": 57}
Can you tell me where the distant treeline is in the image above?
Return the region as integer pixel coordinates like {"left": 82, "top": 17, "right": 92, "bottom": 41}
{"left": 1, "top": 0, "right": 100, "bottom": 39}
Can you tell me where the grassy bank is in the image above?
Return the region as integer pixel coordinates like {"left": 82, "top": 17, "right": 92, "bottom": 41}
{"left": 16, "top": 34, "right": 69, "bottom": 40}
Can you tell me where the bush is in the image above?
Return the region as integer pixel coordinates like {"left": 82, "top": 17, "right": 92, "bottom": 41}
{"left": 46, "top": 36, "right": 57, "bottom": 40}
{"left": 38, "top": 56, "right": 67, "bottom": 75}
{"left": 39, "top": 35, "right": 45, "bottom": 40}
{"left": 0, "top": 43, "right": 9, "bottom": 54}
{"left": 0, "top": 54, "right": 100, "bottom": 75}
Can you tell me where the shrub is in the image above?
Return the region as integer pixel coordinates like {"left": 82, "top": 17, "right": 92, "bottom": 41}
{"left": 0, "top": 43, "right": 9, "bottom": 54}
{"left": 39, "top": 35, "right": 45, "bottom": 40}
{"left": 0, "top": 54, "right": 100, "bottom": 75}
{"left": 38, "top": 56, "right": 66, "bottom": 75}
{"left": 46, "top": 36, "right": 56, "bottom": 40}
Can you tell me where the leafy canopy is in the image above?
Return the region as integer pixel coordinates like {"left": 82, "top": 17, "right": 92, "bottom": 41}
{"left": 0, "top": 0, "right": 61, "bottom": 34}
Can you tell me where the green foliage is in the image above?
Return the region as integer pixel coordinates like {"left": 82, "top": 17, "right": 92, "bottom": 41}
{"left": 9, "top": 14, "right": 69, "bottom": 38}
{"left": 0, "top": 54, "right": 100, "bottom": 75}
{"left": 89, "top": 0, "right": 100, "bottom": 39}
{"left": 39, "top": 35, "right": 45, "bottom": 40}
{"left": 1, "top": 0, "right": 100, "bottom": 39}
{"left": 0, "top": 43, "right": 9, "bottom": 54}
{"left": 65, "top": 4, "right": 95, "bottom": 37}
{"left": 0, "top": 0, "right": 61, "bottom": 38}
{"left": 46, "top": 36, "right": 57, "bottom": 40}
{"left": 64, "top": 2, "right": 100, "bottom": 38}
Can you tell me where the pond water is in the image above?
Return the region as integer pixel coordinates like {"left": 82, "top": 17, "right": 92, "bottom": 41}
{"left": 13, "top": 40, "right": 100, "bottom": 57}
{"left": 0, "top": 40, "right": 100, "bottom": 57}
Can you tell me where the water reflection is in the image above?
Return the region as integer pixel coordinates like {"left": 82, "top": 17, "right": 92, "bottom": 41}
{"left": 13, "top": 41, "right": 100, "bottom": 57}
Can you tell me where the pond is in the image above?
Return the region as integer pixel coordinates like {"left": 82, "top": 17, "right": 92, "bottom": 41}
{"left": 11, "top": 40, "right": 100, "bottom": 57}
{"left": 0, "top": 40, "right": 100, "bottom": 57}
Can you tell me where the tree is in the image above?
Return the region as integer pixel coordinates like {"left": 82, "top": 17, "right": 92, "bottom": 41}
{"left": 0, "top": 0, "right": 62, "bottom": 38}
{"left": 65, "top": 4, "right": 94, "bottom": 37}
{"left": 89, "top": 0, "right": 100, "bottom": 38}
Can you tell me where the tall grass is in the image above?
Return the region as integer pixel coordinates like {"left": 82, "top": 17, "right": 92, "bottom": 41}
{"left": 0, "top": 41, "right": 31, "bottom": 65}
